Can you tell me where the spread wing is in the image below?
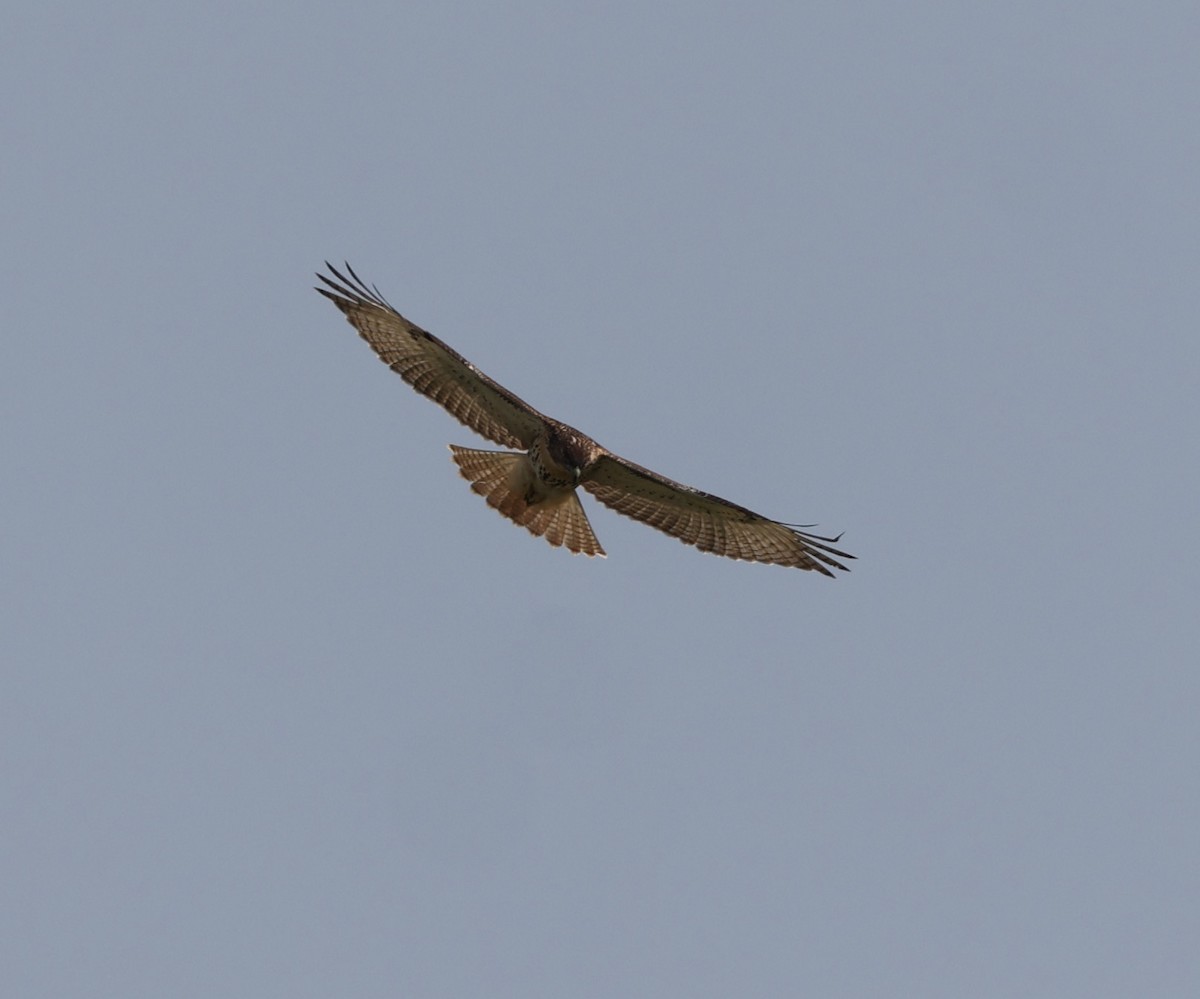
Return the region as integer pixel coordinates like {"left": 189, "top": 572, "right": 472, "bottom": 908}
{"left": 582, "top": 454, "right": 854, "bottom": 575}
{"left": 316, "top": 263, "right": 546, "bottom": 449}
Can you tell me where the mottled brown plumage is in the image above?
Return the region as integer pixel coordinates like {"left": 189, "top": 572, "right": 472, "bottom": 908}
{"left": 316, "top": 262, "right": 854, "bottom": 575}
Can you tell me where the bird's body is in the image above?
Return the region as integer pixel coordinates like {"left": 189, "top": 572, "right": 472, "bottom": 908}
{"left": 316, "top": 263, "right": 854, "bottom": 575}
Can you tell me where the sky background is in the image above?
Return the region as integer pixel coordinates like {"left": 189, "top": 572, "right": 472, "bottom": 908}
{"left": 4, "top": 3, "right": 1198, "bottom": 996}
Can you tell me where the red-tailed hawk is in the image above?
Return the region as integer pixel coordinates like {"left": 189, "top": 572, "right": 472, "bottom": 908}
{"left": 317, "top": 263, "right": 854, "bottom": 575}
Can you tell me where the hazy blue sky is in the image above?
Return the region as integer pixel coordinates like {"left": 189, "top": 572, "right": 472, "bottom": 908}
{"left": 4, "top": 3, "right": 1198, "bottom": 996}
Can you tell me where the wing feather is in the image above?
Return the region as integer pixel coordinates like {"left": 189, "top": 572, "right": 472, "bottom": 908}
{"left": 582, "top": 454, "right": 854, "bottom": 575}
{"left": 316, "top": 263, "right": 545, "bottom": 449}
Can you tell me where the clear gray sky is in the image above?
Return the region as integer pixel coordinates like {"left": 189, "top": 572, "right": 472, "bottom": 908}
{"left": 4, "top": 3, "right": 1197, "bottom": 996}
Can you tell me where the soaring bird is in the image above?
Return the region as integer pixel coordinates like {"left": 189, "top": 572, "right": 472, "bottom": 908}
{"left": 317, "top": 263, "right": 854, "bottom": 575}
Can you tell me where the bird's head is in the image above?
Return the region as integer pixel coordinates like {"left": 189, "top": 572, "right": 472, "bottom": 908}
{"left": 545, "top": 424, "right": 594, "bottom": 487}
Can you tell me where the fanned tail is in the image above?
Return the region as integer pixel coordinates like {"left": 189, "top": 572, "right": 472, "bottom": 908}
{"left": 448, "top": 445, "right": 605, "bottom": 557}
{"left": 519, "top": 492, "right": 605, "bottom": 557}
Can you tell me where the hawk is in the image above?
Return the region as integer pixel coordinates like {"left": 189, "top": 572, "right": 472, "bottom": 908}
{"left": 316, "top": 263, "right": 854, "bottom": 575}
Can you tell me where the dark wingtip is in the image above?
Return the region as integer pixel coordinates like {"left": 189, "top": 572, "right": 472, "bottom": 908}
{"left": 314, "top": 261, "right": 397, "bottom": 313}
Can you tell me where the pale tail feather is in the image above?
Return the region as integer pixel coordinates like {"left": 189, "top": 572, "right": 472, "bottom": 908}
{"left": 520, "top": 492, "right": 605, "bottom": 557}
{"left": 448, "top": 445, "right": 605, "bottom": 557}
